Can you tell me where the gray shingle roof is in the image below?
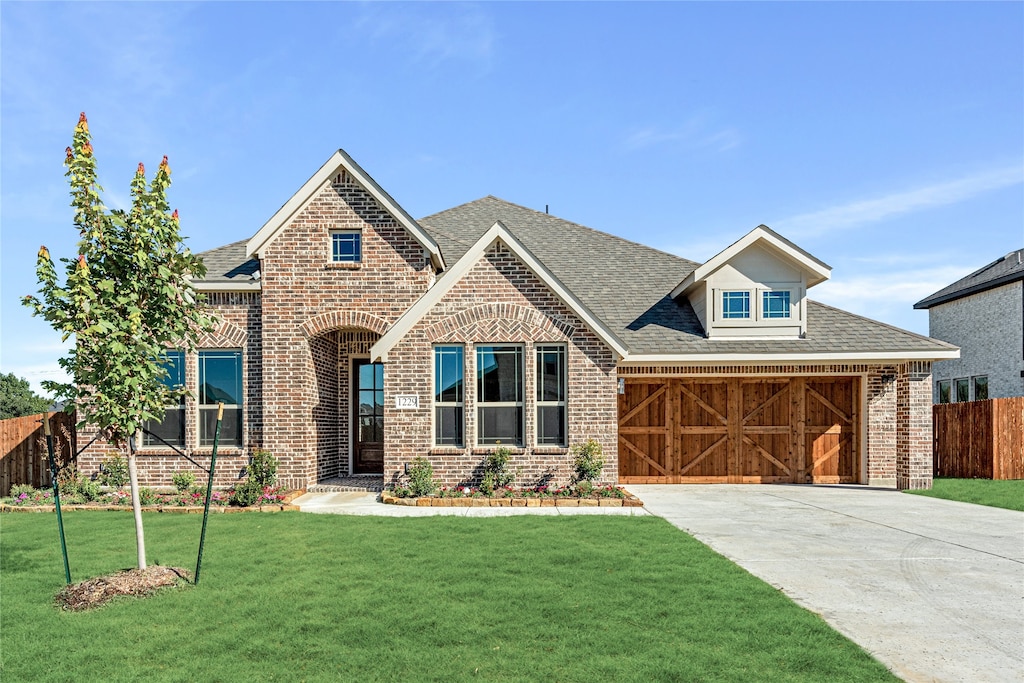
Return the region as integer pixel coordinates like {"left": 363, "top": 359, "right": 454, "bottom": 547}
{"left": 195, "top": 195, "right": 955, "bottom": 357}
{"left": 193, "top": 240, "right": 259, "bottom": 284}
{"left": 914, "top": 248, "right": 1024, "bottom": 309}
{"left": 421, "top": 196, "right": 954, "bottom": 356}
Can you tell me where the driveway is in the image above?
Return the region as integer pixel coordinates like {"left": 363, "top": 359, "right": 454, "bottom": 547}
{"left": 627, "top": 484, "right": 1024, "bottom": 683}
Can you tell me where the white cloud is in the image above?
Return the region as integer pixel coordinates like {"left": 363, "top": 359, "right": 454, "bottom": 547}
{"left": 777, "top": 165, "right": 1024, "bottom": 237}
{"left": 625, "top": 117, "right": 740, "bottom": 153}
{"left": 355, "top": 5, "right": 495, "bottom": 70}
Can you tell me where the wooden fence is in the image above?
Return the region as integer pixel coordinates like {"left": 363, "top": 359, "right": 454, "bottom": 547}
{"left": 933, "top": 397, "right": 1024, "bottom": 480}
{"left": 0, "top": 412, "right": 77, "bottom": 496}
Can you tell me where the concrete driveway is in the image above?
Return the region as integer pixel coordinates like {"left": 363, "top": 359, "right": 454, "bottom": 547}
{"left": 627, "top": 484, "right": 1024, "bottom": 683}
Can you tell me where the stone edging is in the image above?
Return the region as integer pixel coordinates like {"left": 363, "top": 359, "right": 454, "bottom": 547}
{"left": 381, "top": 493, "right": 644, "bottom": 508}
{"left": 0, "top": 490, "right": 306, "bottom": 514}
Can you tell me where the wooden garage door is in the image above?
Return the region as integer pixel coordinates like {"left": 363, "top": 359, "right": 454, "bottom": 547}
{"left": 618, "top": 377, "right": 859, "bottom": 484}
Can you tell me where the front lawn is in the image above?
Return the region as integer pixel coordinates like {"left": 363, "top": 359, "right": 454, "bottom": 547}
{"left": 904, "top": 477, "right": 1024, "bottom": 511}
{"left": 0, "top": 512, "right": 896, "bottom": 682}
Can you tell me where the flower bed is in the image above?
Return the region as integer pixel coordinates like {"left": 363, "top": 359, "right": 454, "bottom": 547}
{"left": 381, "top": 485, "right": 643, "bottom": 508}
{"left": 0, "top": 487, "right": 305, "bottom": 513}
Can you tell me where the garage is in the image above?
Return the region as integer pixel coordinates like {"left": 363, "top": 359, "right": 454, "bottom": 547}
{"left": 618, "top": 376, "right": 859, "bottom": 484}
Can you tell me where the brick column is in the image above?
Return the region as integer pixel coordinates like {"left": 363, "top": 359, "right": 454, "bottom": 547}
{"left": 864, "top": 366, "right": 897, "bottom": 487}
{"left": 896, "top": 361, "right": 933, "bottom": 490}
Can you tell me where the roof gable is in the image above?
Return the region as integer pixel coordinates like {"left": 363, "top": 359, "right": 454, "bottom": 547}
{"left": 245, "top": 149, "right": 445, "bottom": 270}
{"left": 370, "top": 220, "right": 629, "bottom": 362}
{"left": 671, "top": 225, "right": 831, "bottom": 299}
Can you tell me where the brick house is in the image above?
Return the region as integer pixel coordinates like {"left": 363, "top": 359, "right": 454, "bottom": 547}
{"left": 78, "top": 150, "right": 958, "bottom": 491}
{"left": 914, "top": 249, "right": 1024, "bottom": 402}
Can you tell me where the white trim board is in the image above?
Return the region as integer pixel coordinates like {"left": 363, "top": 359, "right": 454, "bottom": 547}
{"left": 370, "top": 221, "right": 629, "bottom": 362}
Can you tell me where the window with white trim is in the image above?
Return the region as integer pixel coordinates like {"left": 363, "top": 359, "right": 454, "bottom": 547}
{"left": 721, "top": 291, "right": 750, "bottom": 319}
{"left": 330, "top": 229, "right": 362, "bottom": 263}
{"left": 536, "top": 345, "right": 567, "bottom": 447}
{"left": 434, "top": 346, "right": 464, "bottom": 446}
{"left": 762, "top": 290, "right": 791, "bottom": 319}
{"left": 143, "top": 350, "right": 185, "bottom": 447}
{"left": 199, "top": 350, "right": 243, "bottom": 447}
{"left": 476, "top": 345, "right": 523, "bottom": 446}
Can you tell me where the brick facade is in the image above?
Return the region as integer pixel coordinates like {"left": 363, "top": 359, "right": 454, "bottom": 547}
{"left": 384, "top": 242, "right": 619, "bottom": 488}
{"left": 929, "top": 281, "right": 1024, "bottom": 400}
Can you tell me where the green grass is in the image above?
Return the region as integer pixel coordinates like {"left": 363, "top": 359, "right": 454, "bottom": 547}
{"left": 1, "top": 512, "right": 896, "bottom": 682}
{"left": 904, "top": 477, "right": 1024, "bottom": 511}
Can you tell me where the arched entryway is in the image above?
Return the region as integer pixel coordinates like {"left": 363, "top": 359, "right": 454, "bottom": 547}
{"left": 308, "top": 327, "right": 384, "bottom": 481}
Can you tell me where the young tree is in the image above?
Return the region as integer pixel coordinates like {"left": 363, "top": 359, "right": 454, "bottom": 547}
{"left": 0, "top": 372, "right": 52, "bottom": 419}
{"left": 23, "top": 113, "right": 216, "bottom": 570}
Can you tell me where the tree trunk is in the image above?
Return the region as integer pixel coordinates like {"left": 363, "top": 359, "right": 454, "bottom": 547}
{"left": 126, "top": 448, "right": 147, "bottom": 570}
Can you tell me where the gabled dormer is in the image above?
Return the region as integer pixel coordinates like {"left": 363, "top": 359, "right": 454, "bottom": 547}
{"left": 671, "top": 225, "right": 830, "bottom": 339}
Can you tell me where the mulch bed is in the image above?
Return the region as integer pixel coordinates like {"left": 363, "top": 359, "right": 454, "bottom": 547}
{"left": 55, "top": 566, "right": 191, "bottom": 611}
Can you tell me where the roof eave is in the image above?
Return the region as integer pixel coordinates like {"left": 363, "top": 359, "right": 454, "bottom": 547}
{"left": 914, "top": 271, "right": 1024, "bottom": 309}
{"left": 619, "top": 349, "right": 960, "bottom": 365}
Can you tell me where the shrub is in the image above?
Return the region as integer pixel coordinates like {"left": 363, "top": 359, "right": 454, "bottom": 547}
{"left": 571, "top": 439, "right": 605, "bottom": 484}
{"left": 247, "top": 449, "right": 278, "bottom": 488}
{"left": 480, "top": 446, "right": 516, "bottom": 495}
{"left": 98, "top": 454, "right": 129, "bottom": 489}
{"left": 407, "top": 457, "right": 437, "bottom": 497}
{"left": 57, "top": 464, "right": 101, "bottom": 502}
{"left": 230, "top": 480, "right": 261, "bottom": 507}
{"left": 171, "top": 470, "right": 196, "bottom": 493}
{"left": 138, "top": 487, "right": 157, "bottom": 506}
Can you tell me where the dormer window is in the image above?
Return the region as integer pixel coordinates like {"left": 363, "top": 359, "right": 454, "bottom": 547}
{"left": 722, "top": 291, "right": 751, "bottom": 319}
{"left": 762, "top": 290, "right": 791, "bottom": 319}
{"left": 331, "top": 229, "right": 362, "bottom": 263}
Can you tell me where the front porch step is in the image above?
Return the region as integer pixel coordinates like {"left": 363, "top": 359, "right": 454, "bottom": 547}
{"left": 308, "top": 476, "right": 384, "bottom": 493}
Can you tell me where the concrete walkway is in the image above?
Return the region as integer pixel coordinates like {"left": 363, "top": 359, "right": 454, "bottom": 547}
{"left": 629, "top": 484, "right": 1024, "bottom": 683}
{"left": 293, "top": 490, "right": 651, "bottom": 517}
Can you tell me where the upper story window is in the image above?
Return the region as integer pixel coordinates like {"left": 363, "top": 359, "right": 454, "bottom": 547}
{"left": 434, "top": 346, "right": 464, "bottom": 447}
{"left": 199, "top": 350, "right": 243, "bottom": 447}
{"left": 331, "top": 229, "right": 362, "bottom": 263}
{"left": 762, "top": 290, "right": 791, "bottom": 319}
{"left": 721, "top": 291, "right": 750, "bottom": 319}
{"left": 143, "top": 350, "right": 185, "bottom": 447}
{"left": 476, "top": 345, "right": 523, "bottom": 446}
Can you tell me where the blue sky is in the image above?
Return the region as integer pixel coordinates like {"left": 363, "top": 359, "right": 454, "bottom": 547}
{"left": 2, "top": 2, "right": 1022, "bottom": 395}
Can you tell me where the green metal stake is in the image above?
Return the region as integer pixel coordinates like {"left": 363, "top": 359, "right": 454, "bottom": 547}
{"left": 42, "top": 413, "right": 71, "bottom": 585}
{"left": 195, "top": 402, "right": 224, "bottom": 585}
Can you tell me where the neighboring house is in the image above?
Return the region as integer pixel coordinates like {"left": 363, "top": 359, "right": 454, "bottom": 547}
{"left": 78, "top": 150, "right": 957, "bottom": 491}
{"left": 914, "top": 249, "right": 1024, "bottom": 403}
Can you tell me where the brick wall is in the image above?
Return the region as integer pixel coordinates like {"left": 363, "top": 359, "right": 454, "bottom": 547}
{"left": 259, "top": 171, "right": 434, "bottom": 489}
{"left": 385, "top": 242, "right": 619, "bottom": 488}
{"left": 929, "top": 281, "right": 1024, "bottom": 400}
{"left": 897, "top": 361, "right": 933, "bottom": 490}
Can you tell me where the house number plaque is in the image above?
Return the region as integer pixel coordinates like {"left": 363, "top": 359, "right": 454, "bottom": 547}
{"left": 394, "top": 395, "right": 420, "bottom": 409}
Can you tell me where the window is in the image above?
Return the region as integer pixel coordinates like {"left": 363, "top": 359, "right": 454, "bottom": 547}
{"left": 722, "top": 291, "right": 750, "bottom": 319}
{"left": 937, "top": 380, "right": 951, "bottom": 404}
{"left": 199, "top": 350, "right": 242, "bottom": 447}
{"left": 434, "top": 346, "right": 464, "bottom": 446}
{"left": 143, "top": 350, "right": 185, "bottom": 447}
{"left": 536, "top": 345, "right": 567, "bottom": 446}
{"left": 331, "top": 230, "right": 362, "bottom": 263}
{"left": 476, "top": 345, "right": 523, "bottom": 446}
{"left": 955, "top": 378, "right": 970, "bottom": 403}
{"left": 762, "top": 291, "right": 791, "bottom": 319}
{"left": 973, "top": 376, "right": 989, "bottom": 401}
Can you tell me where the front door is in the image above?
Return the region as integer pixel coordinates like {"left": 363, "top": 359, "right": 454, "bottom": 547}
{"left": 352, "top": 360, "right": 384, "bottom": 474}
